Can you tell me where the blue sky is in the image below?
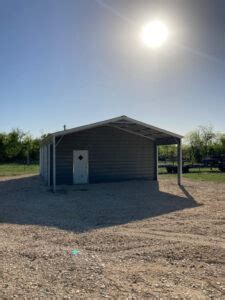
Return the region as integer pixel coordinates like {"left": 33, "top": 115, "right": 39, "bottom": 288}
{"left": 0, "top": 0, "right": 225, "bottom": 137}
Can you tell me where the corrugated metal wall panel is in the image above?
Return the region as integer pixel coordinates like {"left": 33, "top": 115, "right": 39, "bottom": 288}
{"left": 55, "top": 126, "right": 156, "bottom": 184}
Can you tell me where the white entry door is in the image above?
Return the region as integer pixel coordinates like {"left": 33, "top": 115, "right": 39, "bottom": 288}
{"left": 73, "top": 150, "right": 89, "bottom": 184}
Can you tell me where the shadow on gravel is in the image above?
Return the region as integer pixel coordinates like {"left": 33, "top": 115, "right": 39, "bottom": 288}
{"left": 0, "top": 175, "right": 200, "bottom": 232}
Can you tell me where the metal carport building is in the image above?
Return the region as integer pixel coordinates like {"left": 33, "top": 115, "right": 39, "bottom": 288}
{"left": 40, "top": 116, "right": 183, "bottom": 192}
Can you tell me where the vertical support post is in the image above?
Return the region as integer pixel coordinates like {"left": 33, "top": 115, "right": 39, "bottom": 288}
{"left": 44, "top": 146, "right": 46, "bottom": 181}
{"left": 45, "top": 145, "right": 47, "bottom": 182}
{"left": 39, "top": 147, "right": 42, "bottom": 176}
{"left": 47, "top": 144, "right": 50, "bottom": 186}
{"left": 41, "top": 147, "right": 43, "bottom": 177}
{"left": 177, "top": 139, "right": 182, "bottom": 185}
{"left": 155, "top": 143, "right": 158, "bottom": 181}
{"left": 53, "top": 135, "right": 56, "bottom": 192}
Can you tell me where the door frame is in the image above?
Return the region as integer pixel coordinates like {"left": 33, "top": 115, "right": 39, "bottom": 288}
{"left": 73, "top": 150, "right": 89, "bottom": 184}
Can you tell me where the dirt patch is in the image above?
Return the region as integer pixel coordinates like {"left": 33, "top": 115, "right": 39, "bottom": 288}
{"left": 0, "top": 176, "right": 225, "bottom": 298}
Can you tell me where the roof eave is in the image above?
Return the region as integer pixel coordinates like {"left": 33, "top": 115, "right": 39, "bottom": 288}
{"left": 42, "top": 115, "right": 183, "bottom": 143}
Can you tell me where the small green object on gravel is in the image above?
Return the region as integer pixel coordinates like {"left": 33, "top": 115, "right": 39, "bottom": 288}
{"left": 71, "top": 249, "right": 79, "bottom": 255}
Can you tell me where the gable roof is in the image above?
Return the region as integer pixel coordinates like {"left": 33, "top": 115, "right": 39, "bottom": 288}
{"left": 43, "top": 115, "right": 183, "bottom": 145}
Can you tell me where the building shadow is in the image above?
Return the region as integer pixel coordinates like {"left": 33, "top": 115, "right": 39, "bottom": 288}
{"left": 0, "top": 175, "right": 200, "bottom": 233}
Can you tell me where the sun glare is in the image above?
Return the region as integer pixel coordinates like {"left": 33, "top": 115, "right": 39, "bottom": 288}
{"left": 141, "top": 20, "right": 169, "bottom": 48}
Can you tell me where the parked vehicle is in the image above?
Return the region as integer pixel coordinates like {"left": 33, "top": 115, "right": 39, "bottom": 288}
{"left": 218, "top": 155, "right": 225, "bottom": 172}
{"left": 203, "top": 155, "right": 225, "bottom": 172}
{"left": 162, "top": 154, "right": 225, "bottom": 174}
{"left": 166, "top": 165, "right": 190, "bottom": 174}
{"left": 202, "top": 155, "right": 220, "bottom": 168}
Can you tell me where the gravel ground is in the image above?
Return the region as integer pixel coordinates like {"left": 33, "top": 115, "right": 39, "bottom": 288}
{"left": 0, "top": 175, "right": 225, "bottom": 299}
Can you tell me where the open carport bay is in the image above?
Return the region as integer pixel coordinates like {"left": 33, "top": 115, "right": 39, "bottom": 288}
{"left": 0, "top": 176, "right": 225, "bottom": 298}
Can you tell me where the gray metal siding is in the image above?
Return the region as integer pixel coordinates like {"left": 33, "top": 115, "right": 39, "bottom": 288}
{"left": 55, "top": 126, "right": 156, "bottom": 184}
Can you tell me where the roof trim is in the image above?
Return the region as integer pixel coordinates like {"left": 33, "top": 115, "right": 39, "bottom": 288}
{"left": 120, "top": 116, "right": 183, "bottom": 139}
{"left": 53, "top": 116, "right": 128, "bottom": 137}
{"left": 42, "top": 115, "right": 183, "bottom": 144}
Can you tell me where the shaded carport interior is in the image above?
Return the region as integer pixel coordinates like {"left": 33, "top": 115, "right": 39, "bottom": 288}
{"left": 102, "top": 116, "right": 183, "bottom": 185}
{"left": 40, "top": 116, "right": 183, "bottom": 191}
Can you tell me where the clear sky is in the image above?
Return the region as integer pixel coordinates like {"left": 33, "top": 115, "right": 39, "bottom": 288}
{"left": 0, "top": 0, "right": 225, "bottom": 137}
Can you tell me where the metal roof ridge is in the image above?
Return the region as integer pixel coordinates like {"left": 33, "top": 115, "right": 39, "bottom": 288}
{"left": 42, "top": 115, "right": 183, "bottom": 144}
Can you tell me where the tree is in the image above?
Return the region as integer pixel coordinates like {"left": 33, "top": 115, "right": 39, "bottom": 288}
{"left": 0, "top": 133, "right": 6, "bottom": 162}
{"left": 220, "top": 134, "right": 225, "bottom": 152}
{"left": 29, "top": 138, "right": 41, "bottom": 162}
{"left": 213, "top": 133, "right": 225, "bottom": 155}
{"left": 185, "top": 125, "right": 217, "bottom": 163}
{"left": 0, "top": 129, "right": 41, "bottom": 163}
{"left": 199, "top": 125, "right": 216, "bottom": 157}
{"left": 158, "top": 145, "right": 177, "bottom": 164}
{"left": 3, "top": 129, "right": 25, "bottom": 161}
{"left": 22, "top": 135, "right": 33, "bottom": 164}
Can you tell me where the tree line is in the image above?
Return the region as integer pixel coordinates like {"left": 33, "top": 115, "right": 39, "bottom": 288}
{"left": 0, "top": 126, "right": 224, "bottom": 164}
{"left": 0, "top": 129, "right": 41, "bottom": 164}
{"left": 159, "top": 125, "right": 225, "bottom": 164}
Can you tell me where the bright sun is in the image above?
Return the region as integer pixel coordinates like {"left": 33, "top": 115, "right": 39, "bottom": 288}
{"left": 141, "top": 20, "right": 169, "bottom": 48}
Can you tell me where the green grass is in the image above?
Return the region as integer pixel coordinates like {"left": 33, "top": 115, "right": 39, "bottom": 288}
{"left": 0, "top": 163, "right": 224, "bottom": 183}
{"left": 0, "top": 163, "right": 39, "bottom": 176}
{"left": 159, "top": 167, "right": 225, "bottom": 183}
